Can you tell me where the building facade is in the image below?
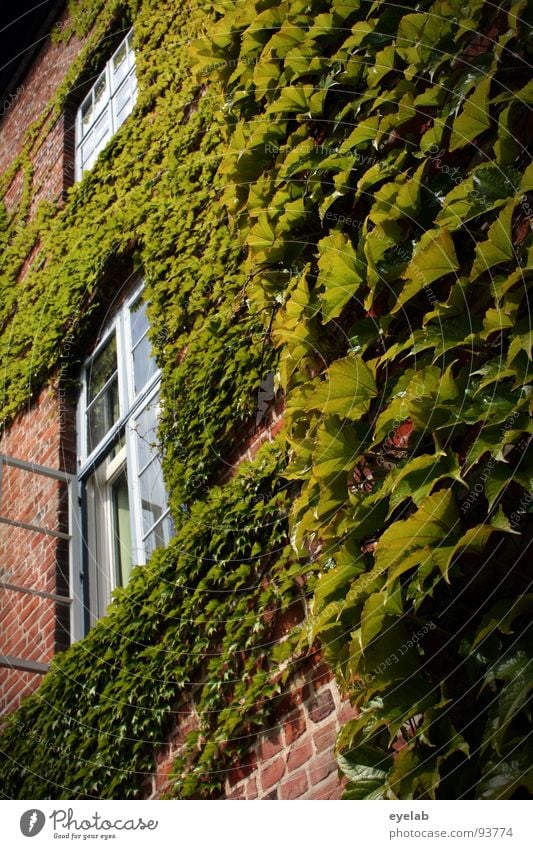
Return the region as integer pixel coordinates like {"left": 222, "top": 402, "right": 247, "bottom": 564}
{"left": 2, "top": 0, "right": 530, "bottom": 804}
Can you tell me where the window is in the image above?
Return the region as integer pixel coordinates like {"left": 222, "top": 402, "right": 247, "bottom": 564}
{"left": 75, "top": 29, "right": 137, "bottom": 180}
{"left": 77, "top": 281, "right": 173, "bottom": 626}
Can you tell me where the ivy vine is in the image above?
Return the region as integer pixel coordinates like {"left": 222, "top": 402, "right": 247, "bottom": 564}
{"left": 194, "top": 0, "right": 533, "bottom": 799}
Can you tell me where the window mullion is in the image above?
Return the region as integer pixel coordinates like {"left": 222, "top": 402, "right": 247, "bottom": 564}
{"left": 126, "top": 419, "right": 145, "bottom": 566}
{"left": 116, "top": 311, "right": 131, "bottom": 417}
{"left": 107, "top": 63, "right": 115, "bottom": 134}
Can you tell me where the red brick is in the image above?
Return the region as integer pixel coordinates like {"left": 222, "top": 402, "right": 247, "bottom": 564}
{"left": 272, "top": 602, "right": 305, "bottom": 640}
{"left": 306, "top": 661, "right": 332, "bottom": 694}
{"left": 312, "top": 773, "right": 344, "bottom": 800}
{"left": 338, "top": 700, "right": 359, "bottom": 724}
{"left": 226, "top": 785, "right": 245, "bottom": 800}
{"left": 245, "top": 777, "right": 258, "bottom": 799}
{"left": 285, "top": 708, "right": 306, "bottom": 744}
{"left": 154, "top": 756, "right": 175, "bottom": 795}
{"left": 287, "top": 739, "right": 313, "bottom": 772}
{"left": 258, "top": 728, "right": 284, "bottom": 760}
{"left": 309, "top": 751, "right": 338, "bottom": 785}
{"left": 260, "top": 756, "right": 286, "bottom": 791}
{"left": 307, "top": 687, "right": 335, "bottom": 723}
{"left": 313, "top": 719, "right": 338, "bottom": 754}
{"left": 227, "top": 751, "right": 257, "bottom": 786}
{"left": 279, "top": 770, "right": 309, "bottom": 800}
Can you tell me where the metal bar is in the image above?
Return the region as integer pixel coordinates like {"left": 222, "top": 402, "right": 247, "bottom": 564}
{"left": 141, "top": 507, "right": 171, "bottom": 542}
{"left": 0, "top": 654, "right": 49, "bottom": 674}
{"left": 0, "top": 453, "right": 75, "bottom": 483}
{"left": 68, "top": 478, "right": 84, "bottom": 642}
{"left": 0, "top": 580, "right": 72, "bottom": 606}
{"left": 0, "top": 515, "right": 70, "bottom": 541}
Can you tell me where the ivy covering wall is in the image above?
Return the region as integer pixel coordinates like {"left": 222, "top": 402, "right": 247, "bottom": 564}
{"left": 193, "top": 0, "right": 533, "bottom": 799}
{"left": 0, "top": 0, "right": 532, "bottom": 800}
{"left": 0, "top": 0, "right": 307, "bottom": 799}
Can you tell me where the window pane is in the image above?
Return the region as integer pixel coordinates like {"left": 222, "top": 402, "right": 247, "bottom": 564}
{"left": 87, "top": 334, "right": 117, "bottom": 403}
{"left": 113, "top": 40, "right": 128, "bottom": 70}
{"left": 80, "top": 128, "right": 96, "bottom": 172}
{"left": 80, "top": 94, "right": 93, "bottom": 135}
{"left": 139, "top": 457, "right": 167, "bottom": 535}
{"left": 111, "top": 40, "right": 129, "bottom": 91}
{"left": 134, "top": 395, "right": 159, "bottom": 470}
{"left": 144, "top": 514, "right": 174, "bottom": 558}
{"left": 87, "top": 375, "right": 119, "bottom": 452}
{"left": 130, "top": 297, "right": 157, "bottom": 395}
{"left": 133, "top": 333, "right": 157, "bottom": 395}
{"left": 93, "top": 106, "right": 111, "bottom": 149}
{"left": 130, "top": 297, "right": 150, "bottom": 347}
{"left": 113, "top": 72, "right": 136, "bottom": 130}
{"left": 112, "top": 470, "right": 133, "bottom": 587}
{"left": 93, "top": 71, "right": 108, "bottom": 116}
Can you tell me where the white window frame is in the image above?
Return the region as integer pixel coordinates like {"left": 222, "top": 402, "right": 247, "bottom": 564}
{"left": 75, "top": 28, "right": 138, "bottom": 181}
{"left": 77, "top": 279, "right": 172, "bottom": 627}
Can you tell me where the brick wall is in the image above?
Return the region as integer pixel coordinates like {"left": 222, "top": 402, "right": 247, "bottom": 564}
{"left": 0, "top": 5, "right": 82, "bottom": 211}
{"left": 0, "top": 6, "right": 354, "bottom": 794}
{"left": 148, "top": 657, "right": 358, "bottom": 800}
{"left": 0, "top": 380, "right": 76, "bottom": 715}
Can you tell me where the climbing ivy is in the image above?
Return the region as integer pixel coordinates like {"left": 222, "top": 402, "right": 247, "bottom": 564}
{"left": 193, "top": 0, "right": 533, "bottom": 798}
{"left": 1, "top": 0, "right": 532, "bottom": 801}
{"left": 0, "top": 442, "right": 308, "bottom": 798}
{"left": 0, "top": 0, "right": 307, "bottom": 799}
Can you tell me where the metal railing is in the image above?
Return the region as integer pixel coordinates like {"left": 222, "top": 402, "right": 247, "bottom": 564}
{"left": 0, "top": 453, "right": 82, "bottom": 676}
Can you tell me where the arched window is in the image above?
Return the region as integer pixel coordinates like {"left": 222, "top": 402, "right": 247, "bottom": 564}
{"left": 77, "top": 280, "right": 173, "bottom": 626}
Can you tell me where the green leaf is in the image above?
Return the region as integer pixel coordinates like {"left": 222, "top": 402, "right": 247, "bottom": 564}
{"left": 361, "top": 590, "right": 402, "bottom": 647}
{"left": 471, "top": 200, "right": 518, "bottom": 280}
{"left": 393, "top": 229, "right": 459, "bottom": 312}
{"left": 485, "top": 647, "right": 533, "bottom": 754}
{"left": 477, "top": 751, "right": 533, "bottom": 800}
{"left": 449, "top": 76, "right": 492, "bottom": 151}
{"left": 339, "top": 116, "right": 379, "bottom": 152}
{"left": 375, "top": 490, "right": 460, "bottom": 580}
{"left": 268, "top": 85, "right": 313, "bottom": 115}
{"left": 339, "top": 746, "right": 390, "bottom": 799}
{"left": 317, "top": 231, "right": 364, "bottom": 321}
{"left": 473, "top": 596, "right": 533, "bottom": 648}
{"left": 385, "top": 451, "right": 467, "bottom": 513}
{"left": 484, "top": 462, "right": 514, "bottom": 509}
{"left": 313, "top": 415, "right": 365, "bottom": 479}
{"left": 307, "top": 355, "right": 378, "bottom": 420}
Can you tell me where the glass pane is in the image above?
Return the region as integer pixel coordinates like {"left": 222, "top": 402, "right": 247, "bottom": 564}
{"left": 87, "top": 334, "right": 117, "bottom": 403}
{"left": 93, "top": 71, "right": 108, "bottom": 116}
{"left": 81, "top": 94, "right": 93, "bottom": 134}
{"left": 113, "top": 73, "right": 136, "bottom": 129}
{"left": 144, "top": 514, "right": 174, "bottom": 558}
{"left": 80, "top": 128, "right": 96, "bottom": 171}
{"left": 134, "top": 395, "right": 159, "bottom": 470}
{"left": 133, "top": 332, "right": 157, "bottom": 395}
{"left": 113, "top": 40, "right": 128, "bottom": 71}
{"left": 139, "top": 457, "right": 167, "bottom": 535}
{"left": 130, "top": 297, "right": 149, "bottom": 347}
{"left": 112, "top": 470, "right": 133, "bottom": 587}
{"left": 112, "top": 40, "right": 129, "bottom": 91}
{"left": 87, "top": 375, "right": 119, "bottom": 452}
{"left": 93, "top": 106, "right": 111, "bottom": 149}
